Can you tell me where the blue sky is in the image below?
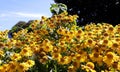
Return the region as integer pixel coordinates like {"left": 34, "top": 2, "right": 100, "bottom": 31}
{"left": 0, "top": 0, "right": 54, "bottom": 31}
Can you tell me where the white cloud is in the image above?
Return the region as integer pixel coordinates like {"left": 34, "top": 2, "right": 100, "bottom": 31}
{"left": 0, "top": 12, "right": 51, "bottom": 18}
{"left": 11, "top": 12, "right": 50, "bottom": 18}
{"left": 0, "top": 13, "right": 10, "bottom": 17}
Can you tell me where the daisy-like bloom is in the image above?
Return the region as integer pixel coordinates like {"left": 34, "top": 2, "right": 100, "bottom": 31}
{"left": 39, "top": 56, "right": 48, "bottom": 64}
{"left": 15, "top": 40, "right": 23, "bottom": 48}
{"left": 116, "top": 26, "right": 120, "bottom": 32}
{"left": 7, "top": 61, "right": 18, "bottom": 72}
{"left": 81, "top": 62, "right": 96, "bottom": 72}
{"left": 41, "top": 16, "right": 47, "bottom": 21}
{"left": 103, "top": 52, "right": 119, "bottom": 66}
{"left": 68, "top": 30, "right": 75, "bottom": 38}
{"left": 0, "top": 64, "right": 9, "bottom": 72}
{"left": 85, "top": 38, "right": 96, "bottom": 48}
{"left": 57, "top": 27, "right": 66, "bottom": 35}
{"left": 111, "top": 42, "right": 119, "bottom": 50}
{"left": 72, "top": 61, "right": 80, "bottom": 69}
{"left": 86, "top": 62, "right": 95, "bottom": 70}
{"left": 20, "top": 47, "right": 33, "bottom": 57}
{"left": 111, "top": 62, "right": 119, "bottom": 70}
{"left": 9, "top": 39, "right": 17, "bottom": 46}
{"left": 86, "top": 32, "right": 94, "bottom": 38}
{"left": 39, "top": 51, "right": 46, "bottom": 57}
{"left": 75, "top": 34, "right": 84, "bottom": 41}
{"left": 60, "top": 47, "right": 67, "bottom": 52}
{"left": 58, "top": 41, "right": 66, "bottom": 47}
{"left": 64, "top": 35, "right": 73, "bottom": 42}
{"left": 76, "top": 29, "right": 84, "bottom": 37}
{"left": 43, "top": 44, "right": 53, "bottom": 52}
{"left": 75, "top": 53, "right": 87, "bottom": 63}
{"left": 89, "top": 52, "right": 103, "bottom": 66}
{"left": 17, "top": 62, "right": 30, "bottom": 72}
{"left": 58, "top": 56, "right": 71, "bottom": 65}
{"left": 67, "top": 65, "right": 76, "bottom": 72}
{"left": 103, "top": 32, "right": 109, "bottom": 37}
{"left": 99, "top": 39, "right": 112, "bottom": 47}
{"left": 30, "top": 23, "right": 37, "bottom": 30}
{"left": 0, "top": 42, "right": 4, "bottom": 48}
{"left": 107, "top": 26, "right": 115, "bottom": 34}
{"left": 42, "top": 39, "right": 51, "bottom": 45}
{"left": 47, "top": 23, "right": 56, "bottom": 29}
{"left": 84, "top": 24, "right": 92, "bottom": 31}
{"left": 40, "top": 29, "right": 48, "bottom": 35}
{"left": 10, "top": 53, "right": 21, "bottom": 61}
{"left": 26, "top": 60, "right": 35, "bottom": 67}
{"left": 116, "top": 47, "right": 120, "bottom": 55}
{"left": 52, "top": 53, "right": 62, "bottom": 61}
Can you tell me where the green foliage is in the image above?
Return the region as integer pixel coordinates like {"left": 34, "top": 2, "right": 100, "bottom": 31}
{"left": 50, "top": 3, "right": 67, "bottom": 15}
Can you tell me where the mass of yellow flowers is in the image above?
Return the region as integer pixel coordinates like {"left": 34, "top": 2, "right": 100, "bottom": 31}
{"left": 0, "top": 11, "right": 120, "bottom": 72}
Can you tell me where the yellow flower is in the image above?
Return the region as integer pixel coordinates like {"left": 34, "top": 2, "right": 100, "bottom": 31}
{"left": 0, "top": 42, "right": 4, "bottom": 48}
{"left": 99, "top": 39, "right": 112, "bottom": 47}
{"left": 58, "top": 41, "right": 66, "bottom": 47}
{"left": 42, "top": 39, "right": 51, "bottom": 44}
{"left": 111, "top": 42, "right": 119, "bottom": 50}
{"left": 57, "top": 27, "right": 64, "bottom": 35}
{"left": 1, "top": 64, "right": 9, "bottom": 72}
{"left": 82, "top": 62, "right": 96, "bottom": 72}
{"left": 107, "top": 26, "right": 115, "bottom": 34}
{"left": 89, "top": 52, "right": 103, "bottom": 65}
{"left": 34, "top": 19, "right": 40, "bottom": 23}
{"left": 117, "top": 62, "right": 120, "bottom": 70}
{"left": 116, "top": 47, "right": 120, "bottom": 55}
{"left": 8, "top": 61, "right": 18, "bottom": 72}
{"left": 76, "top": 29, "right": 83, "bottom": 35}
{"left": 67, "top": 65, "right": 76, "bottom": 72}
{"left": 68, "top": 30, "right": 75, "bottom": 38}
{"left": 17, "top": 62, "right": 29, "bottom": 72}
{"left": 41, "top": 16, "right": 47, "bottom": 21}
{"left": 39, "top": 51, "right": 46, "bottom": 57}
{"left": 0, "top": 50, "right": 4, "bottom": 57}
{"left": 85, "top": 38, "right": 95, "bottom": 48}
{"left": 75, "top": 34, "right": 83, "bottom": 41}
{"left": 39, "top": 56, "right": 48, "bottom": 64}
{"left": 64, "top": 35, "right": 73, "bottom": 42}
{"left": 47, "top": 23, "right": 56, "bottom": 29}
{"left": 39, "top": 29, "right": 48, "bottom": 35}
{"left": 84, "top": 24, "right": 92, "bottom": 31}
{"left": 20, "top": 47, "right": 33, "bottom": 57}
{"left": 43, "top": 44, "right": 53, "bottom": 52}
{"left": 103, "top": 52, "right": 119, "bottom": 66}
{"left": 116, "top": 26, "right": 120, "bottom": 32}
{"left": 75, "top": 53, "right": 86, "bottom": 62}
{"left": 0, "top": 66, "right": 4, "bottom": 72}
{"left": 58, "top": 56, "right": 71, "bottom": 65}
{"left": 26, "top": 60, "right": 35, "bottom": 67}
{"left": 11, "top": 53, "right": 21, "bottom": 61}
{"left": 86, "top": 62, "right": 95, "bottom": 70}
{"left": 103, "top": 32, "right": 109, "bottom": 38}
{"left": 112, "top": 62, "right": 119, "bottom": 70}
{"left": 72, "top": 61, "right": 80, "bottom": 69}
{"left": 52, "top": 53, "right": 62, "bottom": 61}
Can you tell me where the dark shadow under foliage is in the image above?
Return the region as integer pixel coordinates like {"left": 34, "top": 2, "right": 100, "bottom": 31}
{"left": 54, "top": 0, "right": 120, "bottom": 26}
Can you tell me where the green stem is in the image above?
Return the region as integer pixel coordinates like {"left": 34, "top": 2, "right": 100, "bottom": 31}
{"left": 54, "top": 65, "right": 57, "bottom": 72}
